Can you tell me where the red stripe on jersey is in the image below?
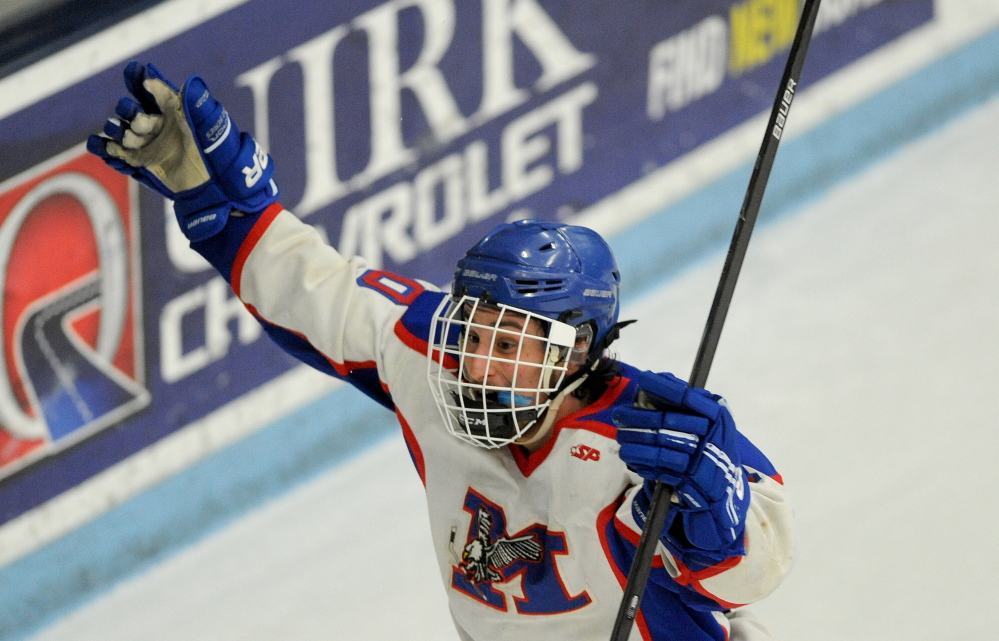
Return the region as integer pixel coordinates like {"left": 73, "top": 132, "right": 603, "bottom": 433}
{"left": 597, "top": 498, "right": 625, "bottom": 581}
{"left": 243, "top": 302, "right": 376, "bottom": 377}
{"left": 597, "top": 495, "right": 653, "bottom": 641}
{"left": 715, "top": 613, "right": 732, "bottom": 641}
{"left": 581, "top": 373, "right": 632, "bottom": 415}
{"left": 327, "top": 358, "right": 378, "bottom": 377}
{"left": 231, "top": 202, "right": 283, "bottom": 298}
{"left": 508, "top": 374, "right": 632, "bottom": 477}
{"left": 612, "top": 512, "right": 665, "bottom": 569}
{"left": 393, "top": 318, "right": 459, "bottom": 370}
{"left": 560, "top": 373, "right": 630, "bottom": 440}
{"left": 614, "top": 512, "right": 641, "bottom": 546}
{"left": 672, "top": 556, "right": 746, "bottom": 610}
{"left": 396, "top": 411, "right": 426, "bottom": 487}
{"left": 509, "top": 434, "right": 555, "bottom": 478}
{"left": 610, "top": 485, "right": 750, "bottom": 602}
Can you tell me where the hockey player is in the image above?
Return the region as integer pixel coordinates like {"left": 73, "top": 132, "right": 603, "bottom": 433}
{"left": 89, "top": 63, "right": 794, "bottom": 641}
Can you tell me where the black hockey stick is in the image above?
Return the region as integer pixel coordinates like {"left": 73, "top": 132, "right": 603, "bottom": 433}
{"left": 609, "top": 1, "right": 822, "bottom": 639}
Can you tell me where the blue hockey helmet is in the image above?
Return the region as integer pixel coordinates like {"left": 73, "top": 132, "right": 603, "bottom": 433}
{"left": 427, "top": 220, "right": 626, "bottom": 448}
{"left": 452, "top": 219, "right": 622, "bottom": 357}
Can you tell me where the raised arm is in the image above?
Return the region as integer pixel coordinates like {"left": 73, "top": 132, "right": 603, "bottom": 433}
{"left": 89, "top": 62, "right": 430, "bottom": 406}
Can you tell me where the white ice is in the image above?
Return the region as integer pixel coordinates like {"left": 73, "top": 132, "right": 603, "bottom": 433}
{"left": 27, "top": 95, "right": 999, "bottom": 641}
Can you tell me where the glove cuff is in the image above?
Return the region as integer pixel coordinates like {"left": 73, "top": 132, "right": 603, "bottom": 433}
{"left": 631, "top": 479, "right": 748, "bottom": 571}
{"left": 173, "top": 182, "right": 233, "bottom": 241}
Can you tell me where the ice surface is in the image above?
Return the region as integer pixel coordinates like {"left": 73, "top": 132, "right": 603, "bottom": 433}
{"left": 26, "top": 96, "right": 999, "bottom": 641}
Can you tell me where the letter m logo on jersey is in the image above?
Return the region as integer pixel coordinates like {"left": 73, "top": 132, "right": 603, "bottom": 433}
{"left": 452, "top": 488, "right": 591, "bottom": 614}
{"left": 0, "top": 145, "right": 150, "bottom": 476}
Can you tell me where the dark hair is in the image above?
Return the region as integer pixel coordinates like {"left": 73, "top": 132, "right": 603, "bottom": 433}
{"left": 572, "top": 355, "right": 622, "bottom": 403}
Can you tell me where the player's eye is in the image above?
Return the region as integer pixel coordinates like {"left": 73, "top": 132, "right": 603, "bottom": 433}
{"left": 495, "top": 338, "right": 518, "bottom": 352}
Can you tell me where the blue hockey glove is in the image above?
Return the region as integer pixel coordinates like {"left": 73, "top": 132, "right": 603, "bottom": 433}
{"left": 87, "top": 62, "right": 278, "bottom": 241}
{"left": 614, "top": 370, "right": 749, "bottom": 561}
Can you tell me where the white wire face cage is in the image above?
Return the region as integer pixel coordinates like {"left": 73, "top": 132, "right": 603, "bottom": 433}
{"left": 427, "top": 295, "right": 578, "bottom": 448}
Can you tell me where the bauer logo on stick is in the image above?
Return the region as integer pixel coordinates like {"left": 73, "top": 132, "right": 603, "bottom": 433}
{"left": 772, "top": 78, "right": 797, "bottom": 140}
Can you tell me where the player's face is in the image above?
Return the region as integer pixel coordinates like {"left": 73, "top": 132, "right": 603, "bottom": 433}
{"left": 460, "top": 304, "right": 550, "bottom": 402}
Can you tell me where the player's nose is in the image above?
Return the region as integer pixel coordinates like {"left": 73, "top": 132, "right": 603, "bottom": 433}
{"left": 463, "top": 352, "right": 494, "bottom": 384}
{"left": 462, "top": 334, "right": 503, "bottom": 384}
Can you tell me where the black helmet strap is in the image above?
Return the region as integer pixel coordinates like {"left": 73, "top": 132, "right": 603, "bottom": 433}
{"left": 592, "top": 319, "right": 637, "bottom": 355}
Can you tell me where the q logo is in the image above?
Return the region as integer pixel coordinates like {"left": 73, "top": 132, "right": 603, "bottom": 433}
{"left": 0, "top": 147, "right": 149, "bottom": 474}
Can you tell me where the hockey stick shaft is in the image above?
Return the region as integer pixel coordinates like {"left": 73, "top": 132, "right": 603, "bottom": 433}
{"left": 609, "top": 2, "right": 822, "bottom": 639}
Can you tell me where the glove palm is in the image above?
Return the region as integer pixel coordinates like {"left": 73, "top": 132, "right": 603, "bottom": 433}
{"left": 88, "top": 62, "right": 278, "bottom": 241}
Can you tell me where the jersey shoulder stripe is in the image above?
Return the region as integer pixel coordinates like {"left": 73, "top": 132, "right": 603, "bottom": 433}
{"left": 394, "top": 291, "right": 461, "bottom": 370}
{"left": 250, "top": 307, "right": 394, "bottom": 410}
{"left": 395, "top": 410, "right": 426, "bottom": 486}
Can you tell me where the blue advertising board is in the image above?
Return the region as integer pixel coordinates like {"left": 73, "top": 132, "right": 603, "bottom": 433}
{"left": 0, "top": 0, "right": 932, "bottom": 525}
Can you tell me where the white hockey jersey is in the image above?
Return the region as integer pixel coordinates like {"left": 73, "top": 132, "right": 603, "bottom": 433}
{"left": 192, "top": 204, "right": 795, "bottom": 641}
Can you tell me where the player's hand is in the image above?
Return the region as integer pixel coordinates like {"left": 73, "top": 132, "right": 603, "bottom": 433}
{"left": 87, "top": 62, "right": 278, "bottom": 241}
{"left": 614, "top": 370, "right": 749, "bottom": 558}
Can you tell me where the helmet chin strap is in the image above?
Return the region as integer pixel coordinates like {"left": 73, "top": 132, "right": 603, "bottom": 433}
{"left": 514, "top": 319, "right": 637, "bottom": 449}
{"left": 515, "top": 365, "right": 592, "bottom": 449}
